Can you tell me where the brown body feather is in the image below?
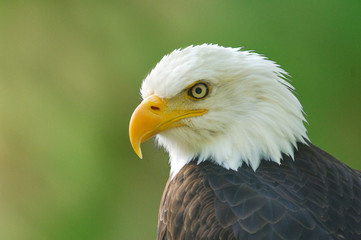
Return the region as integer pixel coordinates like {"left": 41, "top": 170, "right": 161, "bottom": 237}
{"left": 157, "top": 143, "right": 361, "bottom": 240}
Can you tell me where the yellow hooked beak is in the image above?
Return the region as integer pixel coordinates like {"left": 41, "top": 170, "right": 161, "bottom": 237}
{"left": 129, "top": 94, "right": 207, "bottom": 158}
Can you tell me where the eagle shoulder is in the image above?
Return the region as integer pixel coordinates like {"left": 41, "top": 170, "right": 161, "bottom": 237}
{"left": 157, "top": 161, "right": 235, "bottom": 240}
{"left": 157, "top": 143, "right": 361, "bottom": 240}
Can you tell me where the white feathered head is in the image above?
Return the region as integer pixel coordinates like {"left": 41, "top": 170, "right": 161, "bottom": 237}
{"left": 130, "top": 44, "right": 308, "bottom": 176}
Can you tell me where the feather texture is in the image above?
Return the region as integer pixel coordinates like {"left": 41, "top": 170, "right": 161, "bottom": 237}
{"left": 157, "top": 142, "right": 361, "bottom": 240}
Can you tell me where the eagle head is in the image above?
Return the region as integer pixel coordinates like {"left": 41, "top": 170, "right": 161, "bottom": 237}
{"left": 129, "top": 44, "right": 308, "bottom": 176}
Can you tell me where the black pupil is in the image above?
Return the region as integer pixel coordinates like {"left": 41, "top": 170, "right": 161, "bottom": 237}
{"left": 195, "top": 87, "right": 202, "bottom": 94}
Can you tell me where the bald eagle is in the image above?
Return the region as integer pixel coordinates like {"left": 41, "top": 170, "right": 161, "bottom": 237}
{"left": 129, "top": 44, "right": 361, "bottom": 239}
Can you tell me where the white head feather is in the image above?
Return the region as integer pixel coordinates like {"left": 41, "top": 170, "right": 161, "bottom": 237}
{"left": 141, "top": 44, "right": 309, "bottom": 177}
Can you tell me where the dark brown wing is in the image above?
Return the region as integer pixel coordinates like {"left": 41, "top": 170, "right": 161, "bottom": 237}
{"left": 157, "top": 143, "right": 361, "bottom": 240}
{"left": 157, "top": 162, "right": 235, "bottom": 240}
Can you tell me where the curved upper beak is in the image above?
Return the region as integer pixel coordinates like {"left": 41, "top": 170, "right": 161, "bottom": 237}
{"left": 129, "top": 94, "right": 207, "bottom": 158}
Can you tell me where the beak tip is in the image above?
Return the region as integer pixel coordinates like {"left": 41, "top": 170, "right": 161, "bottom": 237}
{"left": 137, "top": 151, "right": 143, "bottom": 159}
{"left": 130, "top": 141, "right": 143, "bottom": 159}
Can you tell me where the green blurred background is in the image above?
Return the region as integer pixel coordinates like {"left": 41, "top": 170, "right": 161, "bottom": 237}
{"left": 0, "top": 1, "right": 360, "bottom": 239}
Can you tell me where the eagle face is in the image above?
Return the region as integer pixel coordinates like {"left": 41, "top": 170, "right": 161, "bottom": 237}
{"left": 130, "top": 44, "right": 308, "bottom": 176}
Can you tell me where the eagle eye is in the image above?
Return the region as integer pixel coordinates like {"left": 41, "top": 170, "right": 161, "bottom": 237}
{"left": 187, "top": 82, "right": 209, "bottom": 100}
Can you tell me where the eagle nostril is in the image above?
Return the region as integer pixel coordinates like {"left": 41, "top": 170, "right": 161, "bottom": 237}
{"left": 150, "top": 106, "right": 160, "bottom": 111}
